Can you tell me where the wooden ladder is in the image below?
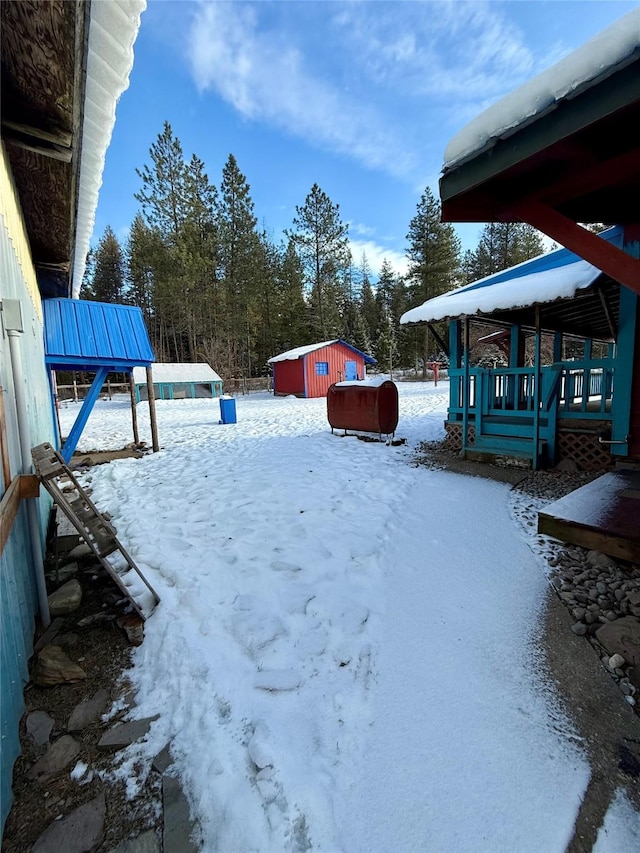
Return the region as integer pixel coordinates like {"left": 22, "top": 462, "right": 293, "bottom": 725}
{"left": 32, "top": 442, "right": 160, "bottom": 620}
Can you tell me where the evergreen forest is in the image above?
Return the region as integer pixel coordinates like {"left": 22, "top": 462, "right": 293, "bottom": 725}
{"left": 81, "top": 122, "right": 547, "bottom": 381}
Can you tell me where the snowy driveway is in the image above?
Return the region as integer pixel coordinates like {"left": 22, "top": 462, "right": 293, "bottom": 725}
{"left": 62, "top": 383, "right": 607, "bottom": 851}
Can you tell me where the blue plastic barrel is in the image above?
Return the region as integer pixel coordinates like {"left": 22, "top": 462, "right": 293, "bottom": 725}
{"left": 219, "top": 396, "right": 237, "bottom": 424}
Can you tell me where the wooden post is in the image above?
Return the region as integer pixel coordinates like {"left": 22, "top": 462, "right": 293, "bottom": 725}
{"left": 461, "top": 319, "right": 470, "bottom": 458}
{"left": 73, "top": 376, "right": 78, "bottom": 402}
{"left": 146, "top": 366, "right": 160, "bottom": 453}
{"left": 533, "top": 307, "right": 541, "bottom": 470}
{"left": 50, "top": 369, "right": 63, "bottom": 449}
{"left": 129, "top": 372, "right": 140, "bottom": 446}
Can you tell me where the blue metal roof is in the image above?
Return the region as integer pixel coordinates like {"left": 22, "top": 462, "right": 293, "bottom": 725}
{"left": 461, "top": 225, "right": 623, "bottom": 294}
{"left": 43, "top": 298, "right": 154, "bottom": 370}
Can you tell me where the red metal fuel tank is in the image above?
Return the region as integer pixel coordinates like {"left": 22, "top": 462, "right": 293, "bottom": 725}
{"left": 327, "top": 379, "right": 399, "bottom": 436}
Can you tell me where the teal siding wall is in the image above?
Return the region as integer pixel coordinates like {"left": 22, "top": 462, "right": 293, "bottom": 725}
{"left": 1, "top": 510, "right": 37, "bottom": 830}
{"left": 1, "top": 206, "right": 55, "bottom": 835}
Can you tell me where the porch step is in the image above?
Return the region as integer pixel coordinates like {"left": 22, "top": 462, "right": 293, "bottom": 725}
{"left": 467, "top": 434, "right": 547, "bottom": 466}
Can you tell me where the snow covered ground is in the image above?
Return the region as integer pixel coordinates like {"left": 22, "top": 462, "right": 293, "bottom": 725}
{"left": 59, "top": 381, "right": 639, "bottom": 851}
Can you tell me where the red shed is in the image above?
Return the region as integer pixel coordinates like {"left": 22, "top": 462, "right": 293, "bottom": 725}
{"left": 268, "top": 339, "right": 377, "bottom": 398}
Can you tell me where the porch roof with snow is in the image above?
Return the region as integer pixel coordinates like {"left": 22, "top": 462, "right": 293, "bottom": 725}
{"left": 400, "top": 226, "right": 623, "bottom": 341}
{"left": 268, "top": 340, "right": 376, "bottom": 364}
{"left": 133, "top": 363, "right": 222, "bottom": 384}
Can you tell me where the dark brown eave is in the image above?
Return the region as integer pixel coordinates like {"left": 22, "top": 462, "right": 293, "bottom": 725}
{"left": 440, "top": 55, "right": 640, "bottom": 225}
{"left": 1, "top": 0, "right": 89, "bottom": 297}
{"left": 439, "top": 52, "right": 640, "bottom": 296}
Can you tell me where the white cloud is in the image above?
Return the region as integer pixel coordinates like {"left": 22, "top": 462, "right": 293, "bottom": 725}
{"left": 187, "top": 2, "right": 417, "bottom": 179}
{"left": 349, "top": 239, "right": 409, "bottom": 279}
{"left": 332, "top": 0, "right": 536, "bottom": 103}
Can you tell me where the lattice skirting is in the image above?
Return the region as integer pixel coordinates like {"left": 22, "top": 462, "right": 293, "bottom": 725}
{"left": 444, "top": 422, "right": 475, "bottom": 451}
{"left": 444, "top": 422, "right": 613, "bottom": 471}
{"left": 557, "top": 430, "right": 615, "bottom": 472}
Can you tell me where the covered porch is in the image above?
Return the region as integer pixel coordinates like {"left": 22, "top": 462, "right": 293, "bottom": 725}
{"left": 402, "top": 227, "right": 634, "bottom": 471}
{"left": 428, "top": 11, "right": 640, "bottom": 558}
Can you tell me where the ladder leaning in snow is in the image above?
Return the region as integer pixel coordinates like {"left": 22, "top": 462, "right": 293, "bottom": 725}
{"left": 32, "top": 442, "right": 160, "bottom": 620}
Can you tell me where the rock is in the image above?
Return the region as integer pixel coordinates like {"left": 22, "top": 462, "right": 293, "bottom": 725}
{"left": 586, "top": 551, "right": 617, "bottom": 569}
{"left": 572, "top": 607, "right": 587, "bottom": 622}
{"left": 26, "top": 710, "right": 55, "bottom": 746}
{"left": 33, "top": 645, "right": 87, "bottom": 686}
{"left": 108, "top": 830, "right": 161, "bottom": 853}
{"left": 604, "top": 611, "right": 618, "bottom": 622}
{"left": 628, "top": 591, "right": 640, "bottom": 607}
{"left": 56, "top": 632, "right": 80, "bottom": 648}
{"left": 609, "top": 653, "right": 626, "bottom": 669}
{"left": 48, "top": 580, "right": 82, "bottom": 616}
{"left": 555, "top": 459, "right": 578, "bottom": 472}
{"left": 68, "top": 689, "right": 110, "bottom": 732}
{"left": 152, "top": 743, "right": 173, "bottom": 774}
{"left": 615, "top": 589, "right": 626, "bottom": 602}
{"left": 571, "top": 622, "right": 588, "bottom": 636}
{"left": 77, "top": 612, "right": 116, "bottom": 628}
{"left": 117, "top": 614, "right": 144, "bottom": 647}
{"left": 27, "top": 735, "right": 80, "bottom": 783}
{"left": 34, "top": 618, "right": 65, "bottom": 654}
{"left": 596, "top": 617, "right": 640, "bottom": 672}
{"left": 31, "top": 793, "right": 105, "bottom": 852}
{"left": 47, "top": 562, "right": 79, "bottom": 585}
{"left": 67, "top": 542, "right": 93, "bottom": 560}
{"left": 163, "top": 775, "right": 199, "bottom": 853}
{"left": 97, "top": 717, "right": 158, "bottom": 751}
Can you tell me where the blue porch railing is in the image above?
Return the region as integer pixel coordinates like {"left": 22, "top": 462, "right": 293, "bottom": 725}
{"left": 448, "top": 359, "right": 614, "bottom": 464}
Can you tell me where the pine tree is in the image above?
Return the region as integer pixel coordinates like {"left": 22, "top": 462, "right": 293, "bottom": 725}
{"left": 287, "top": 184, "right": 351, "bottom": 339}
{"left": 218, "top": 154, "right": 260, "bottom": 377}
{"left": 359, "top": 253, "right": 379, "bottom": 346}
{"left": 406, "top": 187, "right": 461, "bottom": 375}
{"left": 465, "top": 222, "right": 545, "bottom": 282}
{"left": 83, "top": 226, "right": 126, "bottom": 303}
{"left": 274, "top": 238, "right": 311, "bottom": 352}
{"left": 374, "top": 308, "right": 398, "bottom": 376}
{"left": 135, "top": 121, "right": 189, "bottom": 241}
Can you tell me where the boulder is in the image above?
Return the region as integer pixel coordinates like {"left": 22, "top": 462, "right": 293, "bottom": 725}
{"left": 48, "top": 579, "right": 82, "bottom": 616}
{"left": 596, "top": 617, "right": 640, "bottom": 672}
{"left": 33, "top": 645, "right": 87, "bottom": 686}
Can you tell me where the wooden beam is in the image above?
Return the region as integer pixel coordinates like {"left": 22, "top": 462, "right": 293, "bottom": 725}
{"left": 427, "top": 323, "right": 450, "bottom": 357}
{"left": 19, "top": 474, "right": 40, "bottom": 500}
{"left": 510, "top": 200, "right": 640, "bottom": 295}
{"left": 4, "top": 134, "right": 73, "bottom": 163}
{"left": 0, "top": 475, "right": 39, "bottom": 555}
{"left": 539, "top": 148, "right": 640, "bottom": 210}
{"left": 1, "top": 118, "right": 73, "bottom": 148}
{"left": 597, "top": 287, "right": 617, "bottom": 341}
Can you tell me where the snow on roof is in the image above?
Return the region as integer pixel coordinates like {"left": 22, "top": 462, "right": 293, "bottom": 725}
{"left": 400, "top": 226, "right": 622, "bottom": 325}
{"left": 268, "top": 340, "right": 339, "bottom": 363}
{"left": 133, "top": 363, "right": 223, "bottom": 384}
{"left": 444, "top": 9, "right": 640, "bottom": 169}
{"left": 335, "top": 377, "right": 390, "bottom": 387}
{"left": 71, "top": 0, "right": 146, "bottom": 297}
{"left": 268, "top": 340, "right": 376, "bottom": 364}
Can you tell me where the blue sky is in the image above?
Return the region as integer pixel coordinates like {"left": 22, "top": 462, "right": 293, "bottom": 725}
{"left": 95, "top": 0, "right": 636, "bottom": 278}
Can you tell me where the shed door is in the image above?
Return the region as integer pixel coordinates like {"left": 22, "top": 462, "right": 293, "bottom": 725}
{"left": 345, "top": 360, "right": 358, "bottom": 380}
